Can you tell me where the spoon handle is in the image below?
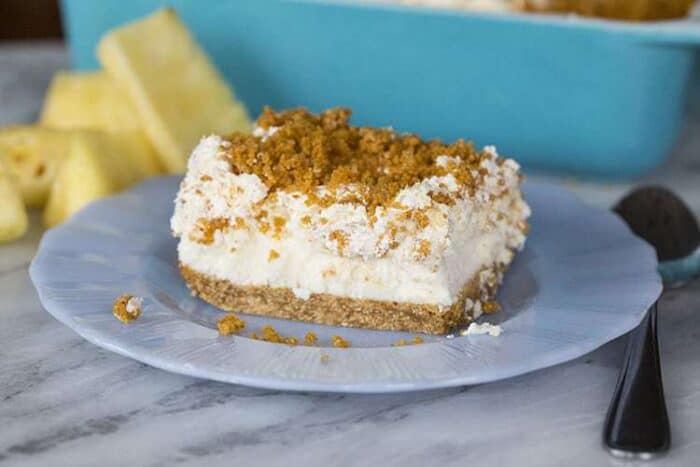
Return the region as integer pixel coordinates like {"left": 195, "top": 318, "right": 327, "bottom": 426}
{"left": 603, "top": 302, "right": 670, "bottom": 458}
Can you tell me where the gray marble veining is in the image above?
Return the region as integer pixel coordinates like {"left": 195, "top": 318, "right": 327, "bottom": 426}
{"left": 1, "top": 42, "right": 700, "bottom": 467}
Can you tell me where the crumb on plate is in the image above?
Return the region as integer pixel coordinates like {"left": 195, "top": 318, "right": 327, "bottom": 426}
{"left": 250, "top": 325, "right": 298, "bottom": 345}
{"left": 217, "top": 313, "right": 246, "bottom": 335}
{"left": 392, "top": 336, "right": 425, "bottom": 346}
{"left": 331, "top": 335, "right": 351, "bottom": 348}
{"left": 304, "top": 331, "right": 318, "bottom": 346}
{"left": 112, "top": 294, "right": 142, "bottom": 323}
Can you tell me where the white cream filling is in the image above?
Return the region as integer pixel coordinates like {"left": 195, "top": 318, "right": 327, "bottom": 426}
{"left": 176, "top": 196, "right": 519, "bottom": 307}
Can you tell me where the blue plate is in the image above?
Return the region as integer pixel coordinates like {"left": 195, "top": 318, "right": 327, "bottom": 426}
{"left": 30, "top": 177, "right": 661, "bottom": 393}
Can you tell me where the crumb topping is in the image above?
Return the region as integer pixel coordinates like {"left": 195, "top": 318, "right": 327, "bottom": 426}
{"left": 328, "top": 230, "right": 348, "bottom": 255}
{"left": 192, "top": 217, "right": 228, "bottom": 244}
{"left": 171, "top": 109, "right": 530, "bottom": 264}
{"left": 223, "top": 107, "right": 498, "bottom": 214}
{"left": 413, "top": 239, "right": 432, "bottom": 260}
{"left": 272, "top": 216, "right": 286, "bottom": 238}
{"left": 268, "top": 249, "right": 280, "bottom": 261}
{"left": 113, "top": 294, "right": 142, "bottom": 323}
{"left": 217, "top": 313, "right": 246, "bottom": 335}
{"left": 322, "top": 268, "right": 336, "bottom": 278}
{"left": 233, "top": 216, "right": 246, "bottom": 229}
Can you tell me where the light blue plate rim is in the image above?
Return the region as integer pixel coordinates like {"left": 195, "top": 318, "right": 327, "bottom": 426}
{"left": 29, "top": 176, "right": 662, "bottom": 393}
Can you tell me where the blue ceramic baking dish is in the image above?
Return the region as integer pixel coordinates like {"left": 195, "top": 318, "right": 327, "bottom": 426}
{"left": 61, "top": 0, "right": 700, "bottom": 177}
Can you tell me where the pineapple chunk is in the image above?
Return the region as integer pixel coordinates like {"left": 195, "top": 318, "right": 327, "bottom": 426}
{"left": 97, "top": 8, "right": 251, "bottom": 173}
{"left": 0, "top": 159, "right": 28, "bottom": 243}
{"left": 0, "top": 126, "right": 72, "bottom": 207}
{"left": 39, "top": 71, "right": 162, "bottom": 176}
{"left": 39, "top": 71, "right": 142, "bottom": 133}
{"left": 43, "top": 131, "right": 148, "bottom": 227}
{"left": 0, "top": 126, "right": 158, "bottom": 209}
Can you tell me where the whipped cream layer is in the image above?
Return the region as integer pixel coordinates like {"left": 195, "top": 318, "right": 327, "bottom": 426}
{"left": 171, "top": 134, "right": 529, "bottom": 308}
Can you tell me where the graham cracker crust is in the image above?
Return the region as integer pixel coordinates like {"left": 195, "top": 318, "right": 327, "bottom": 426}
{"left": 180, "top": 264, "right": 495, "bottom": 334}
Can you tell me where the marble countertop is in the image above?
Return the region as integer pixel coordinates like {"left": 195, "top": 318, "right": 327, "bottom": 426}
{"left": 1, "top": 41, "right": 700, "bottom": 467}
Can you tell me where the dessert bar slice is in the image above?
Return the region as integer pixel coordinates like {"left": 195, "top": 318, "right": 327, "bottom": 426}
{"left": 172, "top": 108, "right": 530, "bottom": 334}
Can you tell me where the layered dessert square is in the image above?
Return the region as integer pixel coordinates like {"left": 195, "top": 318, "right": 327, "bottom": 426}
{"left": 171, "top": 108, "right": 530, "bottom": 334}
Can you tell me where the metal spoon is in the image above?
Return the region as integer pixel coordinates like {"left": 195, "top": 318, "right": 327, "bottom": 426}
{"left": 603, "top": 186, "right": 700, "bottom": 459}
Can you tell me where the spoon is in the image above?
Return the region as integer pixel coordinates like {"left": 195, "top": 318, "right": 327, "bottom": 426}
{"left": 603, "top": 186, "right": 700, "bottom": 459}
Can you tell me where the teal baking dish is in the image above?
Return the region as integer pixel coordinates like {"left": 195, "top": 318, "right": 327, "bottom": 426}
{"left": 61, "top": 0, "right": 700, "bottom": 176}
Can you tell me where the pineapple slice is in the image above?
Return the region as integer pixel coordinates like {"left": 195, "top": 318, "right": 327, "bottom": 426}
{"left": 43, "top": 131, "right": 149, "bottom": 227}
{"left": 0, "top": 158, "right": 28, "bottom": 243}
{"left": 39, "top": 71, "right": 142, "bottom": 133}
{"left": 39, "top": 71, "right": 162, "bottom": 176}
{"left": 97, "top": 8, "right": 251, "bottom": 173}
{"left": 0, "top": 126, "right": 72, "bottom": 207}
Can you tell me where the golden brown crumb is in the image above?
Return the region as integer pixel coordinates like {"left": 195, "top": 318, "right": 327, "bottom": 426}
{"left": 217, "top": 313, "right": 246, "bottom": 335}
{"left": 331, "top": 335, "right": 351, "bottom": 348}
{"left": 482, "top": 301, "right": 501, "bottom": 314}
{"left": 304, "top": 332, "right": 318, "bottom": 346}
{"left": 517, "top": 0, "right": 693, "bottom": 21}
{"left": 322, "top": 268, "right": 337, "bottom": 278}
{"left": 233, "top": 217, "right": 246, "bottom": 229}
{"left": 223, "top": 107, "right": 499, "bottom": 217}
{"left": 392, "top": 336, "right": 425, "bottom": 346}
{"left": 268, "top": 249, "right": 280, "bottom": 261}
{"left": 112, "top": 294, "right": 141, "bottom": 323}
{"left": 272, "top": 216, "right": 286, "bottom": 238}
{"left": 413, "top": 210, "right": 430, "bottom": 229}
{"left": 320, "top": 353, "right": 330, "bottom": 363}
{"left": 192, "top": 217, "right": 229, "bottom": 244}
{"left": 253, "top": 325, "right": 298, "bottom": 345}
{"left": 200, "top": 174, "right": 212, "bottom": 182}
{"left": 414, "top": 239, "right": 432, "bottom": 260}
{"left": 258, "top": 221, "right": 271, "bottom": 234}
{"left": 300, "top": 215, "right": 312, "bottom": 225}
{"left": 329, "top": 230, "right": 348, "bottom": 254}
